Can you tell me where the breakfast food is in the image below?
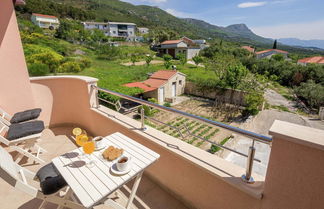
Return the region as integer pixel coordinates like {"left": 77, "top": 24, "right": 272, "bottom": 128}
{"left": 102, "top": 146, "right": 123, "bottom": 161}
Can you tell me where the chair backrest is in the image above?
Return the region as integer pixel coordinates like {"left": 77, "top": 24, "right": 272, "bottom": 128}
{"left": 0, "top": 107, "right": 11, "bottom": 126}
{"left": 0, "top": 146, "right": 38, "bottom": 197}
{"left": 0, "top": 120, "right": 9, "bottom": 145}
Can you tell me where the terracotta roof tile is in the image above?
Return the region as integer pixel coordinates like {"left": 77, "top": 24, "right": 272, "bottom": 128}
{"left": 143, "top": 79, "right": 167, "bottom": 88}
{"left": 124, "top": 82, "right": 156, "bottom": 92}
{"left": 32, "top": 13, "right": 58, "bottom": 19}
{"left": 256, "top": 49, "right": 288, "bottom": 55}
{"left": 150, "top": 70, "right": 177, "bottom": 80}
{"left": 241, "top": 46, "right": 255, "bottom": 53}
{"left": 161, "top": 40, "right": 183, "bottom": 45}
{"left": 298, "top": 56, "right": 324, "bottom": 64}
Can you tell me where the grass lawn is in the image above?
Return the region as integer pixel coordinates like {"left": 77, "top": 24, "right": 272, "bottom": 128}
{"left": 75, "top": 56, "right": 209, "bottom": 94}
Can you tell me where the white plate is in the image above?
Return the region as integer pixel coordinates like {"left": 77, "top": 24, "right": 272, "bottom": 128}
{"left": 110, "top": 163, "right": 131, "bottom": 176}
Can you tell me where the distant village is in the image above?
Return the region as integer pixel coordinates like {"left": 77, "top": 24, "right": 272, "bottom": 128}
{"left": 31, "top": 12, "right": 324, "bottom": 65}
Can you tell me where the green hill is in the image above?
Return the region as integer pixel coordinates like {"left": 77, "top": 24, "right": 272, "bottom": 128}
{"left": 16, "top": 0, "right": 324, "bottom": 55}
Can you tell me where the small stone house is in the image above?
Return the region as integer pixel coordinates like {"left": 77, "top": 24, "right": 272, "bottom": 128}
{"left": 158, "top": 37, "right": 206, "bottom": 60}
{"left": 31, "top": 13, "right": 60, "bottom": 29}
{"left": 124, "top": 70, "right": 186, "bottom": 104}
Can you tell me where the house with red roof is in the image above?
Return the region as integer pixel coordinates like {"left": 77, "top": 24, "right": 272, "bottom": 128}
{"left": 241, "top": 46, "right": 255, "bottom": 53}
{"left": 31, "top": 13, "right": 60, "bottom": 30}
{"left": 297, "top": 56, "right": 324, "bottom": 66}
{"left": 158, "top": 37, "right": 207, "bottom": 60}
{"left": 124, "top": 70, "right": 186, "bottom": 104}
{"left": 255, "top": 49, "right": 289, "bottom": 59}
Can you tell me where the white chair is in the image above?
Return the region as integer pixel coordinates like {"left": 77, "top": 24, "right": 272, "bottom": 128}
{"left": 0, "top": 107, "right": 41, "bottom": 126}
{"left": 0, "top": 146, "right": 84, "bottom": 209}
{"left": 0, "top": 120, "right": 46, "bottom": 164}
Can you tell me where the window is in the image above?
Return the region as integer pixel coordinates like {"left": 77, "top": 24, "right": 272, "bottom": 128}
{"left": 179, "top": 80, "right": 182, "bottom": 85}
{"left": 113, "top": 31, "right": 116, "bottom": 34}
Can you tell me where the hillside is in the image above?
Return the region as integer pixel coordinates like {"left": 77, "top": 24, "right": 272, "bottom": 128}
{"left": 16, "top": 0, "right": 324, "bottom": 55}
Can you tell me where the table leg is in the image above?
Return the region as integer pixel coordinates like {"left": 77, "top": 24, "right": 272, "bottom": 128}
{"left": 125, "top": 171, "right": 143, "bottom": 209}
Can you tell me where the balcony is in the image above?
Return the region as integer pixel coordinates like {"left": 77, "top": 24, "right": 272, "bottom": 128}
{"left": 0, "top": 75, "right": 320, "bottom": 209}
{"left": 1, "top": 1, "right": 324, "bottom": 207}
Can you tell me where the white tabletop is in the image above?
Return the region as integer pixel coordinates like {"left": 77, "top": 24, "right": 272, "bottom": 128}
{"left": 52, "top": 132, "right": 160, "bottom": 208}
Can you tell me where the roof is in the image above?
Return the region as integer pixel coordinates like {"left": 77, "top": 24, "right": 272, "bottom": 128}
{"left": 32, "top": 13, "right": 58, "bottom": 19}
{"left": 124, "top": 70, "right": 185, "bottom": 92}
{"left": 150, "top": 70, "right": 178, "bottom": 80}
{"left": 124, "top": 82, "right": 156, "bottom": 92}
{"left": 241, "top": 46, "right": 255, "bottom": 53}
{"left": 161, "top": 40, "right": 183, "bottom": 45}
{"left": 298, "top": 56, "right": 324, "bottom": 64}
{"left": 108, "top": 22, "right": 136, "bottom": 26}
{"left": 82, "top": 22, "right": 108, "bottom": 25}
{"left": 256, "top": 49, "right": 288, "bottom": 55}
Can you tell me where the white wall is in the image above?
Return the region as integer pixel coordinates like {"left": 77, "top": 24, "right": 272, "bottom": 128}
{"left": 187, "top": 48, "right": 201, "bottom": 60}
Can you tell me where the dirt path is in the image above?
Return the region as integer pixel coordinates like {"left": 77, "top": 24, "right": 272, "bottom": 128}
{"left": 264, "top": 89, "right": 297, "bottom": 111}
{"left": 121, "top": 60, "right": 163, "bottom": 66}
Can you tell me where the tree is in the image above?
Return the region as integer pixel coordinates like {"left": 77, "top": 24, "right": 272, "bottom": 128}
{"left": 273, "top": 40, "right": 277, "bottom": 49}
{"left": 145, "top": 55, "right": 153, "bottom": 67}
{"left": 176, "top": 53, "right": 187, "bottom": 66}
{"left": 131, "top": 54, "right": 138, "bottom": 66}
{"left": 192, "top": 55, "right": 203, "bottom": 67}
{"left": 163, "top": 54, "right": 172, "bottom": 69}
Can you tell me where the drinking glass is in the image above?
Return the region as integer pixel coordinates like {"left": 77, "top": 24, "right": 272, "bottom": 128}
{"left": 83, "top": 141, "right": 95, "bottom": 167}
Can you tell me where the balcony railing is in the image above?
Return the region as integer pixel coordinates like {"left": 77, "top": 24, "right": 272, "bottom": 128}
{"left": 92, "top": 85, "right": 272, "bottom": 183}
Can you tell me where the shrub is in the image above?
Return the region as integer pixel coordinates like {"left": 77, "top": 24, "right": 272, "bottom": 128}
{"left": 27, "top": 51, "right": 63, "bottom": 73}
{"left": 27, "top": 63, "right": 49, "bottom": 76}
{"left": 57, "top": 61, "right": 82, "bottom": 73}
{"left": 163, "top": 102, "right": 171, "bottom": 107}
{"left": 145, "top": 55, "right": 153, "bottom": 67}
{"left": 131, "top": 54, "right": 138, "bottom": 66}
{"left": 243, "top": 92, "right": 264, "bottom": 116}
{"left": 192, "top": 55, "right": 203, "bottom": 67}
{"left": 176, "top": 53, "right": 187, "bottom": 66}
{"left": 163, "top": 54, "right": 173, "bottom": 69}
{"left": 79, "top": 58, "right": 92, "bottom": 69}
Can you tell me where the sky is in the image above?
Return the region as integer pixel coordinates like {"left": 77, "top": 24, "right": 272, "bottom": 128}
{"left": 121, "top": 0, "right": 324, "bottom": 40}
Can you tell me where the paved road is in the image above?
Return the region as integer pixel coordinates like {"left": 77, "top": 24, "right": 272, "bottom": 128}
{"left": 225, "top": 109, "right": 309, "bottom": 176}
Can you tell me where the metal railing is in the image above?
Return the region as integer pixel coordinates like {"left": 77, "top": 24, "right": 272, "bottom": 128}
{"left": 92, "top": 86, "right": 272, "bottom": 183}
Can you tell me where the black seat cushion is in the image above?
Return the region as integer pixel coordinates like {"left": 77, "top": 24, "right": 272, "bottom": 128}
{"left": 36, "top": 163, "right": 67, "bottom": 195}
{"left": 7, "top": 120, "right": 44, "bottom": 140}
{"left": 10, "top": 108, "right": 42, "bottom": 124}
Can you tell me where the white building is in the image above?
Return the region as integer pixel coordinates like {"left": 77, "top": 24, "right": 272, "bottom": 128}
{"left": 138, "top": 27, "right": 149, "bottom": 34}
{"left": 31, "top": 13, "right": 59, "bottom": 29}
{"left": 159, "top": 37, "right": 207, "bottom": 60}
{"left": 82, "top": 21, "right": 136, "bottom": 38}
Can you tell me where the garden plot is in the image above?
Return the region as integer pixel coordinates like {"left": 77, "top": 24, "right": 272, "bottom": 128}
{"left": 144, "top": 98, "right": 242, "bottom": 153}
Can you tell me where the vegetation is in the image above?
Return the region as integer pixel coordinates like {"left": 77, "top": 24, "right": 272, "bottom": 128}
{"left": 192, "top": 55, "right": 203, "bottom": 67}
{"left": 210, "top": 136, "right": 231, "bottom": 153}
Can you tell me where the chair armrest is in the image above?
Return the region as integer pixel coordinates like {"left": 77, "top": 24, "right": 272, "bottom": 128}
{"left": 15, "top": 164, "right": 36, "bottom": 180}
{"left": 7, "top": 133, "right": 41, "bottom": 146}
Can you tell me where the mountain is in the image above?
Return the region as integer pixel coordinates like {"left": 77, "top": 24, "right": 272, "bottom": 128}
{"left": 182, "top": 18, "right": 272, "bottom": 44}
{"left": 278, "top": 38, "right": 324, "bottom": 50}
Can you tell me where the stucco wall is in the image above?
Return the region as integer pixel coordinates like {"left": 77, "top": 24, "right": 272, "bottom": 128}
{"left": 262, "top": 121, "right": 324, "bottom": 209}
{"left": 185, "top": 82, "right": 247, "bottom": 106}
{"left": 187, "top": 48, "right": 201, "bottom": 60}
{"left": 0, "top": 0, "right": 35, "bottom": 114}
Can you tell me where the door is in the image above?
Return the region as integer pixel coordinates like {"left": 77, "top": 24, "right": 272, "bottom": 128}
{"left": 158, "top": 87, "right": 165, "bottom": 104}
{"left": 172, "top": 82, "right": 176, "bottom": 97}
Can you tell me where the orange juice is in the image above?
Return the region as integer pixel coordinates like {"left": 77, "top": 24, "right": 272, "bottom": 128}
{"left": 76, "top": 134, "right": 88, "bottom": 147}
{"left": 83, "top": 141, "right": 95, "bottom": 154}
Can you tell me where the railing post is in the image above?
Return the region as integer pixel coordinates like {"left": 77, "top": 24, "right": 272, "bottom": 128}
{"left": 241, "top": 145, "right": 256, "bottom": 184}
{"left": 140, "top": 106, "right": 146, "bottom": 131}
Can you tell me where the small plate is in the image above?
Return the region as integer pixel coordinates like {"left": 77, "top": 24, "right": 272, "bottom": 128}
{"left": 110, "top": 163, "right": 131, "bottom": 176}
